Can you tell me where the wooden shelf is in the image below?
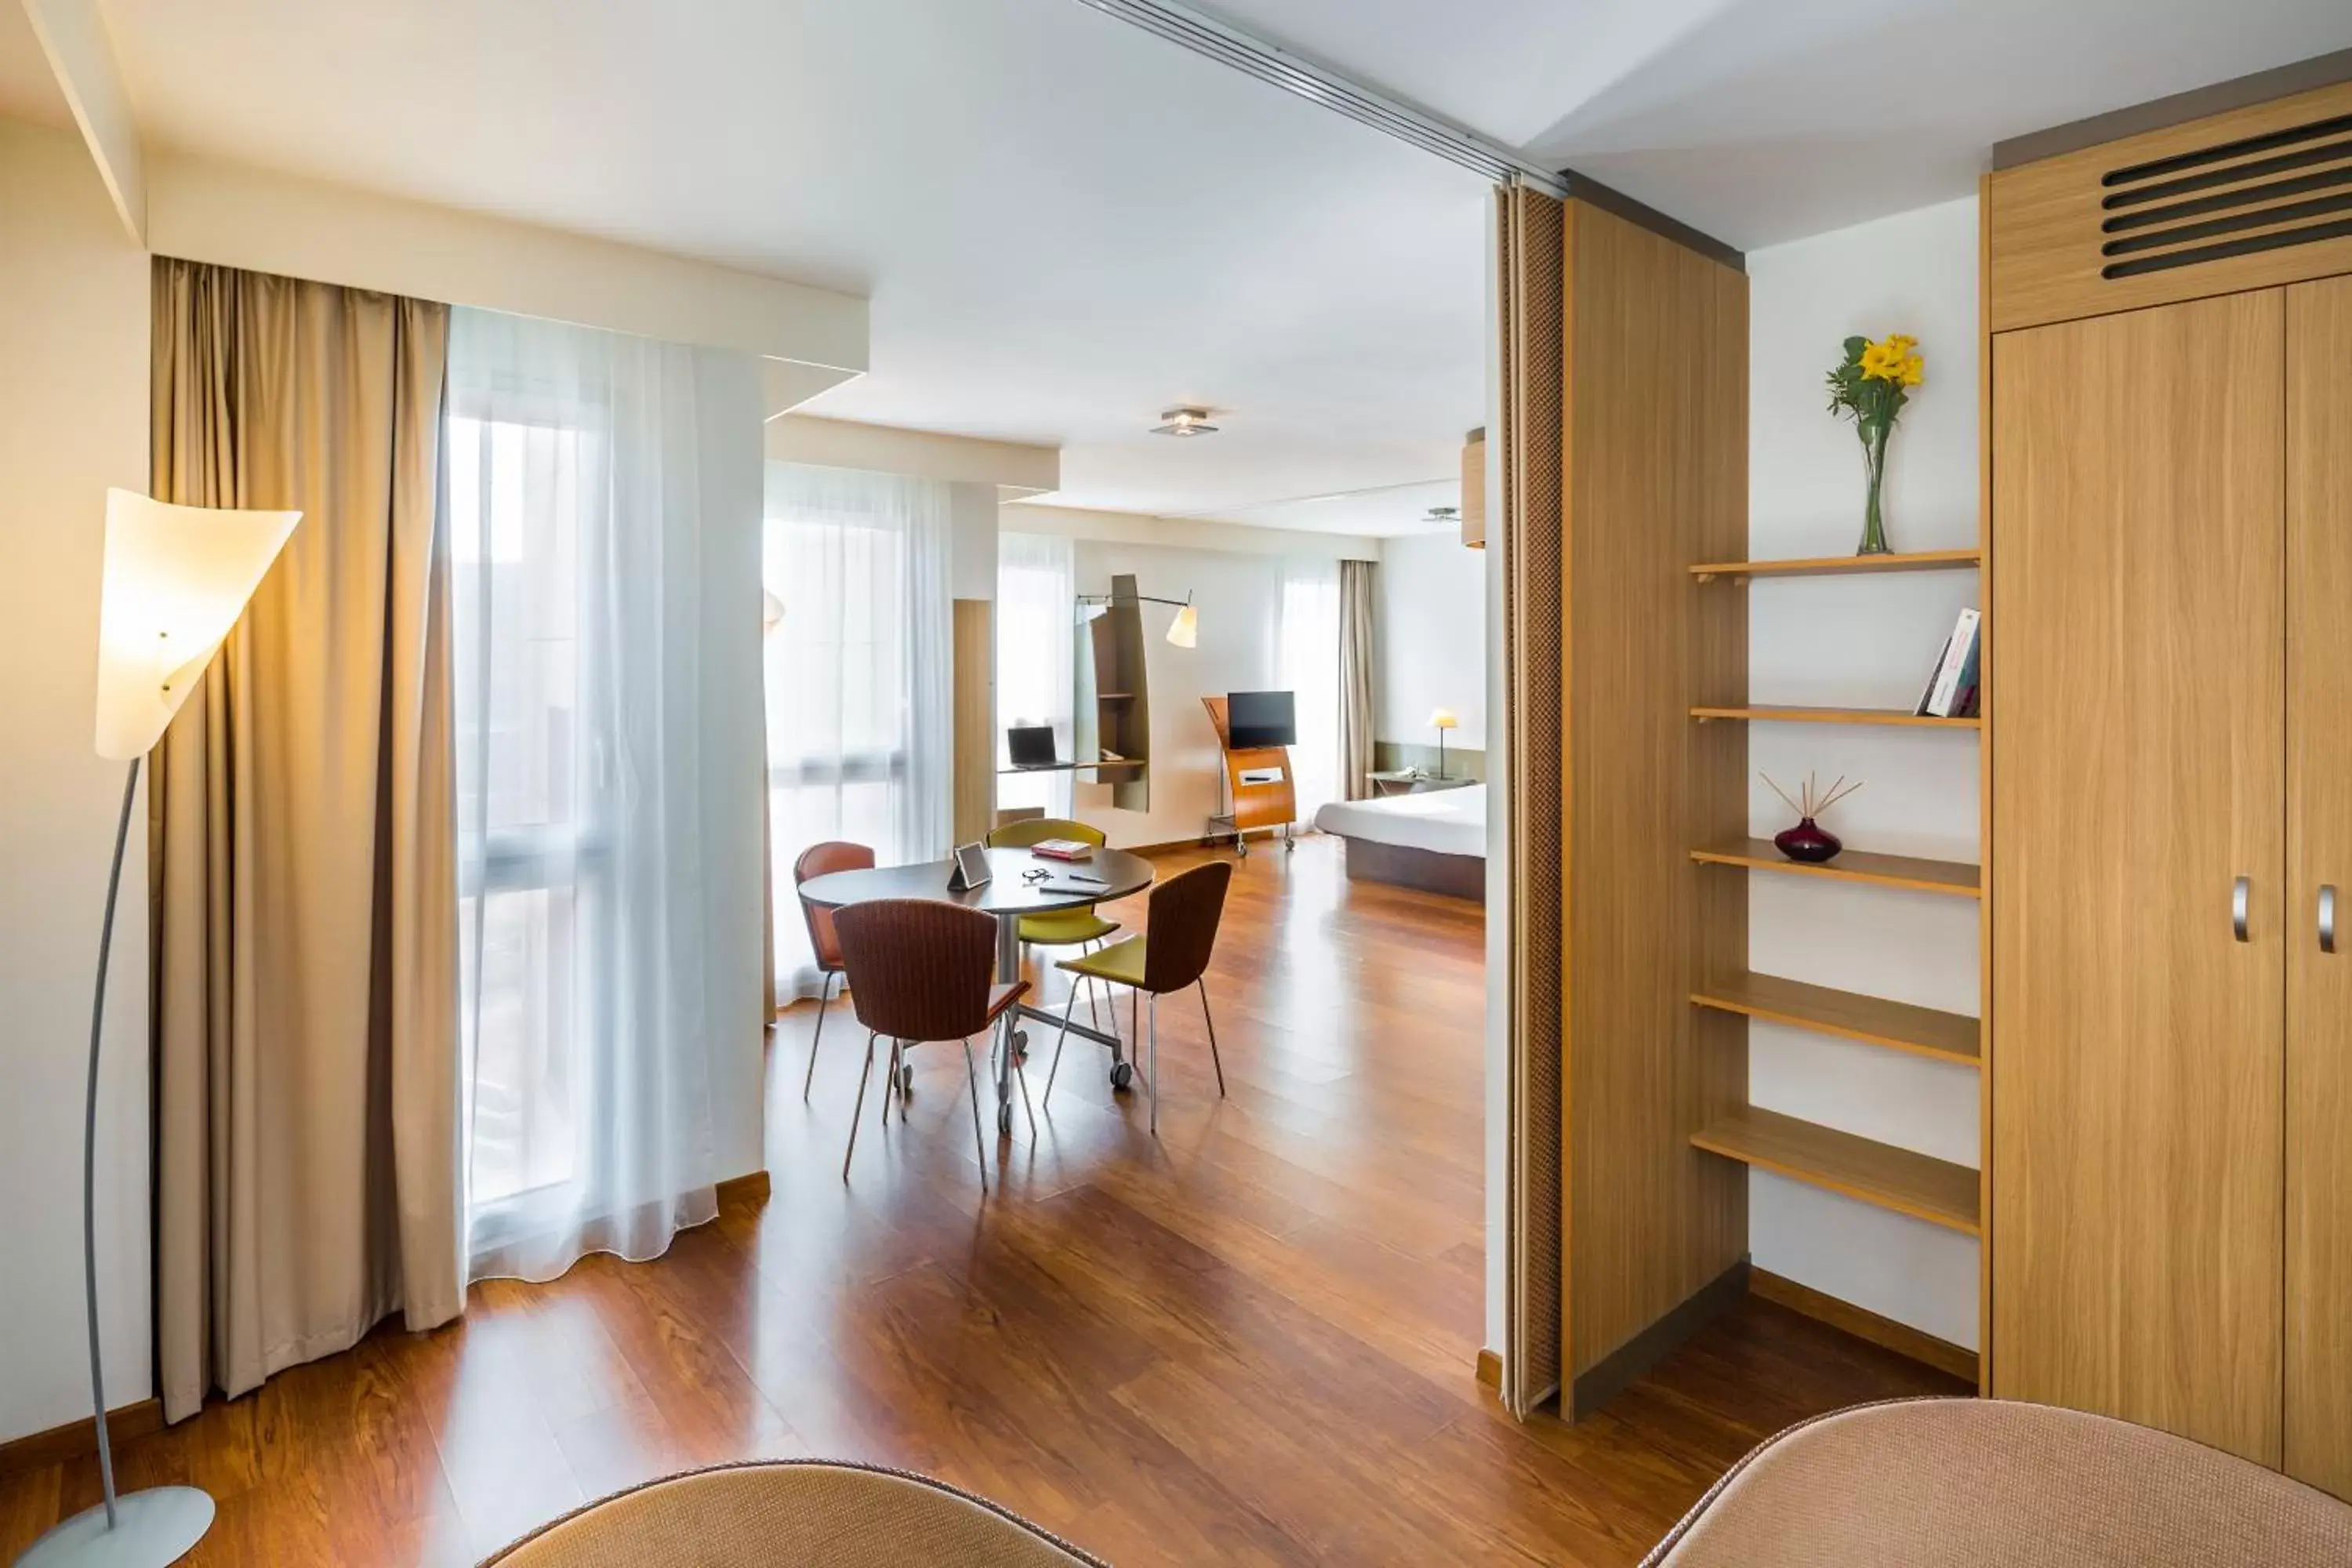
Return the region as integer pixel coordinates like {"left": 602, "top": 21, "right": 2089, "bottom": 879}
{"left": 1692, "top": 972, "right": 1980, "bottom": 1066}
{"left": 1691, "top": 839, "right": 1980, "bottom": 898}
{"left": 1690, "top": 548, "right": 1981, "bottom": 582}
{"left": 1690, "top": 704, "right": 1980, "bottom": 729}
{"left": 1691, "top": 1106, "right": 1981, "bottom": 1235}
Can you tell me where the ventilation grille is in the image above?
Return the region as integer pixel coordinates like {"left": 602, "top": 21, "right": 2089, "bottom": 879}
{"left": 2100, "top": 111, "right": 2352, "bottom": 279}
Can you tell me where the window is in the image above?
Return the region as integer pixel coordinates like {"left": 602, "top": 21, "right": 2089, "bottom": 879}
{"left": 764, "top": 465, "right": 953, "bottom": 999}
{"left": 452, "top": 410, "right": 595, "bottom": 1214}
{"left": 1280, "top": 560, "right": 1343, "bottom": 818}
{"left": 994, "top": 532, "right": 1076, "bottom": 818}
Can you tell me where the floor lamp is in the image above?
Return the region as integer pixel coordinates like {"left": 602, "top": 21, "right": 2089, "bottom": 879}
{"left": 16, "top": 491, "right": 299, "bottom": 1568}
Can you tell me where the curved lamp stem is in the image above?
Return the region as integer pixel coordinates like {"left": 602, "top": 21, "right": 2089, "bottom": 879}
{"left": 84, "top": 757, "right": 140, "bottom": 1526}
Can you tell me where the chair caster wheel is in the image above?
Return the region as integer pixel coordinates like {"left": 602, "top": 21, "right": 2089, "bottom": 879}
{"left": 1111, "top": 1061, "right": 1136, "bottom": 1092}
{"left": 997, "top": 1102, "right": 1014, "bottom": 1136}
{"left": 1012, "top": 1029, "right": 1029, "bottom": 1065}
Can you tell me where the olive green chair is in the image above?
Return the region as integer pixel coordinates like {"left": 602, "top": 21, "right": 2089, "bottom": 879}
{"left": 985, "top": 817, "right": 1120, "bottom": 1029}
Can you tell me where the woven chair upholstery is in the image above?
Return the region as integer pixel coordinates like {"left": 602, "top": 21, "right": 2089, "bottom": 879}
{"left": 835, "top": 898, "right": 1018, "bottom": 1042}
{"left": 483, "top": 1459, "right": 1108, "bottom": 1566}
{"left": 795, "top": 840, "right": 875, "bottom": 972}
{"left": 1643, "top": 1398, "right": 2352, "bottom": 1567}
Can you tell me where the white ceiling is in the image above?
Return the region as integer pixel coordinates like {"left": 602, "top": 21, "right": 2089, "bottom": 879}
{"left": 1204, "top": 0, "right": 2352, "bottom": 250}
{"left": 16, "top": 1, "right": 2352, "bottom": 533}
{"left": 79, "top": 0, "right": 1489, "bottom": 526}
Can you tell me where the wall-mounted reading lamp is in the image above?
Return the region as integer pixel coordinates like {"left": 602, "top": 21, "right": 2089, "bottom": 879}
{"left": 1077, "top": 588, "right": 1197, "bottom": 648}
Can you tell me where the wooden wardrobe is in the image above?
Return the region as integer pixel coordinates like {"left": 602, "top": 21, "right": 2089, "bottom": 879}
{"left": 1987, "top": 76, "right": 2352, "bottom": 1498}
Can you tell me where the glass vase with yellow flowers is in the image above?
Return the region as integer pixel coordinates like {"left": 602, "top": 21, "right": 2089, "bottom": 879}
{"left": 1825, "top": 333, "right": 1924, "bottom": 555}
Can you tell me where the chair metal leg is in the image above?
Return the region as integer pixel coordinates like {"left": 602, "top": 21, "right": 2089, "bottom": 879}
{"left": 843, "top": 1032, "right": 877, "bottom": 1181}
{"left": 881, "top": 1040, "right": 902, "bottom": 1130}
{"left": 1147, "top": 993, "right": 1160, "bottom": 1136}
{"left": 1044, "top": 976, "right": 1082, "bottom": 1102}
{"left": 1198, "top": 979, "right": 1226, "bottom": 1097}
{"left": 1084, "top": 942, "right": 1102, "bottom": 1032}
{"left": 802, "top": 971, "right": 837, "bottom": 1102}
{"left": 1009, "top": 1014, "right": 1037, "bottom": 1138}
{"left": 961, "top": 1038, "right": 990, "bottom": 1193}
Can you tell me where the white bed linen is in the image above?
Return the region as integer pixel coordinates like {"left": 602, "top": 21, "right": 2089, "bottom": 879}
{"left": 1312, "top": 783, "right": 1486, "bottom": 858}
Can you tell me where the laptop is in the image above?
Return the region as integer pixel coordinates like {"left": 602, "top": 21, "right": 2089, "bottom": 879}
{"left": 1007, "top": 724, "right": 1058, "bottom": 768}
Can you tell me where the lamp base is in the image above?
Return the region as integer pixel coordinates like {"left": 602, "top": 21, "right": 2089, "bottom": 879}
{"left": 13, "top": 1487, "right": 214, "bottom": 1567}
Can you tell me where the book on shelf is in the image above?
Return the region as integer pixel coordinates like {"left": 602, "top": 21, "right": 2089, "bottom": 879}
{"left": 1915, "top": 608, "right": 1982, "bottom": 719}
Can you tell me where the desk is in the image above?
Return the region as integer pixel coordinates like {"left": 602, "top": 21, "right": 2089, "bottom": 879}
{"left": 1367, "top": 770, "right": 1473, "bottom": 797}
{"left": 799, "top": 846, "right": 1156, "bottom": 1134}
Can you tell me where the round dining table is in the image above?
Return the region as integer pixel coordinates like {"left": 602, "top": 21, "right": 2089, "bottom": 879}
{"left": 798, "top": 845, "right": 1156, "bottom": 1134}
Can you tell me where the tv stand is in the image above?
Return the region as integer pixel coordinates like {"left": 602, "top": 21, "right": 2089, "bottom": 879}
{"left": 1201, "top": 697, "right": 1296, "bottom": 857}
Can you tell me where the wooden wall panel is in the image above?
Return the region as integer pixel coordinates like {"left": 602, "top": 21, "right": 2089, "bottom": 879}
{"left": 1989, "top": 291, "right": 2285, "bottom": 1465}
{"left": 1561, "top": 199, "right": 1749, "bottom": 1381}
{"left": 2286, "top": 273, "right": 2352, "bottom": 1501}
{"left": 1987, "top": 78, "right": 2352, "bottom": 334}
{"left": 951, "top": 597, "right": 993, "bottom": 844}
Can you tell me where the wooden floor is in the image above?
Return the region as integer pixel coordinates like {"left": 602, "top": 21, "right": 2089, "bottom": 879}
{"left": 0, "top": 836, "right": 1963, "bottom": 1565}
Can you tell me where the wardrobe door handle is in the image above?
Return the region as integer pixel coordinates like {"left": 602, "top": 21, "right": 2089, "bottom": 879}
{"left": 2322, "top": 885, "right": 2337, "bottom": 954}
{"left": 2234, "top": 876, "right": 2250, "bottom": 942}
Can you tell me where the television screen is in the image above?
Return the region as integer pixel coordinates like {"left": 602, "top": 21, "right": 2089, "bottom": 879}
{"left": 1226, "top": 690, "right": 1297, "bottom": 749}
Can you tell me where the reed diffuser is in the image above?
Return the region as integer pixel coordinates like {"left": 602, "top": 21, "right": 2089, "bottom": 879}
{"left": 1764, "top": 771, "right": 1863, "bottom": 864}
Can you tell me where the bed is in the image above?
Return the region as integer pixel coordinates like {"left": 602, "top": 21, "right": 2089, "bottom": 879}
{"left": 1313, "top": 784, "right": 1486, "bottom": 900}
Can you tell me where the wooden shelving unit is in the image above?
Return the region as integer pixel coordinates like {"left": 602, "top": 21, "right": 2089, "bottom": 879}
{"left": 1690, "top": 704, "right": 1980, "bottom": 728}
{"left": 1690, "top": 548, "right": 1981, "bottom": 582}
{"left": 1690, "top": 1106, "right": 1982, "bottom": 1235}
{"left": 1685, "top": 530, "right": 1991, "bottom": 1385}
{"left": 1692, "top": 971, "right": 1980, "bottom": 1067}
{"left": 1690, "top": 838, "right": 1980, "bottom": 898}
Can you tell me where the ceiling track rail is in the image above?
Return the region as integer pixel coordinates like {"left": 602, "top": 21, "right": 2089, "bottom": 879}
{"left": 1070, "top": 0, "right": 1569, "bottom": 197}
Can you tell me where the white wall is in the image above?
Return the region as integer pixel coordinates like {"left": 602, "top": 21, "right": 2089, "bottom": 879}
{"left": 0, "top": 118, "right": 154, "bottom": 1443}
{"left": 1067, "top": 538, "right": 1290, "bottom": 850}
{"left": 1746, "top": 195, "right": 1982, "bottom": 1348}
{"left": 948, "top": 481, "right": 999, "bottom": 602}
{"left": 996, "top": 504, "right": 1376, "bottom": 851}
{"left": 1374, "top": 530, "right": 1486, "bottom": 752}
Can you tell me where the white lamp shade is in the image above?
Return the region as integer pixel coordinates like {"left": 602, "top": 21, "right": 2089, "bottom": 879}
{"left": 94, "top": 489, "right": 300, "bottom": 760}
{"left": 1165, "top": 602, "right": 1199, "bottom": 648}
{"left": 1428, "top": 707, "right": 1459, "bottom": 731}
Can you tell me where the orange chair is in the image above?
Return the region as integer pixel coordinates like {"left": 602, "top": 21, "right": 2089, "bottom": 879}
{"left": 793, "top": 840, "right": 873, "bottom": 1101}
{"left": 832, "top": 899, "right": 1030, "bottom": 1192}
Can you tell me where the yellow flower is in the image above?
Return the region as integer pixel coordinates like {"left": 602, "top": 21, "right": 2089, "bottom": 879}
{"left": 1860, "top": 333, "right": 1926, "bottom": 386}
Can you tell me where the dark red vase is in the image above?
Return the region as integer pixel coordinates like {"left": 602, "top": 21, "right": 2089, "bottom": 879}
{"left": 1773, "top": 816, "right": 1842, "bottom": 864}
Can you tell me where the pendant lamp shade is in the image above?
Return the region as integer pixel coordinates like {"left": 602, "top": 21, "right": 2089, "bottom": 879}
{"left": 1165, "top": 601, "right": 1199, "bottom": 648}
{"left": 93, "top": 489, "right": 300, "bottom": 760}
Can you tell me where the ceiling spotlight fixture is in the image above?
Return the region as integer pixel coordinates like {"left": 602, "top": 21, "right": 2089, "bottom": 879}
{"left": 1152, "top": 406, "right": 1219, "bottom": 437}
{"left": 1425, "top": 506, "right": 1460, "bottom": 525}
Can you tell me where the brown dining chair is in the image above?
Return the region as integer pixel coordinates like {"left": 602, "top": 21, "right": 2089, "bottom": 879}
{"left": 833, "top": 898, "right": 1029, "bottom": 1192}
{"left": 985, "top": 816, "right": 1119, "bottom": 1029}
{"left": 1048, "top": 860, "right": 1232, "bottom": 1134}
{"left": 793, "top": 840, "right": 874, "bottom": 1101}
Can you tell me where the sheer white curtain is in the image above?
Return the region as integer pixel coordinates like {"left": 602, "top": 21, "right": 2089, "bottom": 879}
{"left": 764, "top": 464, "right": 953, "bottom": 1000}
{"left": 995, "top": 531, "right": 1076, "bottom": 818}
{"left": 450, "top": 307, "right": 749, "bottom": 1283}
{"left": 1280, "top": 559, "right": 1344, "bottom": 820}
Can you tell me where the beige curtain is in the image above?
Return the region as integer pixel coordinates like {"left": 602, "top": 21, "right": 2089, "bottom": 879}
{"left": 149, "top": 258, "right": 462, "bottom": 1422}
{"left": 1338, "top": 558, "right": 1376, "bottom": 800}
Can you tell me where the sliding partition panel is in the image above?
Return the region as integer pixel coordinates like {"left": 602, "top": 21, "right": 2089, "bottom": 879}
{"left": 1498, "top": 180, "right": 1566, "bottom": 1416}
{"left": 1559, "top": 200, "right": 1748, "bottom": 1403}
{"left": 1989, "top": 292, "right": 2286, "bottom": 1465}
{"left": 2287, "top": 273, "right": 2352, "bottom": 1498}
